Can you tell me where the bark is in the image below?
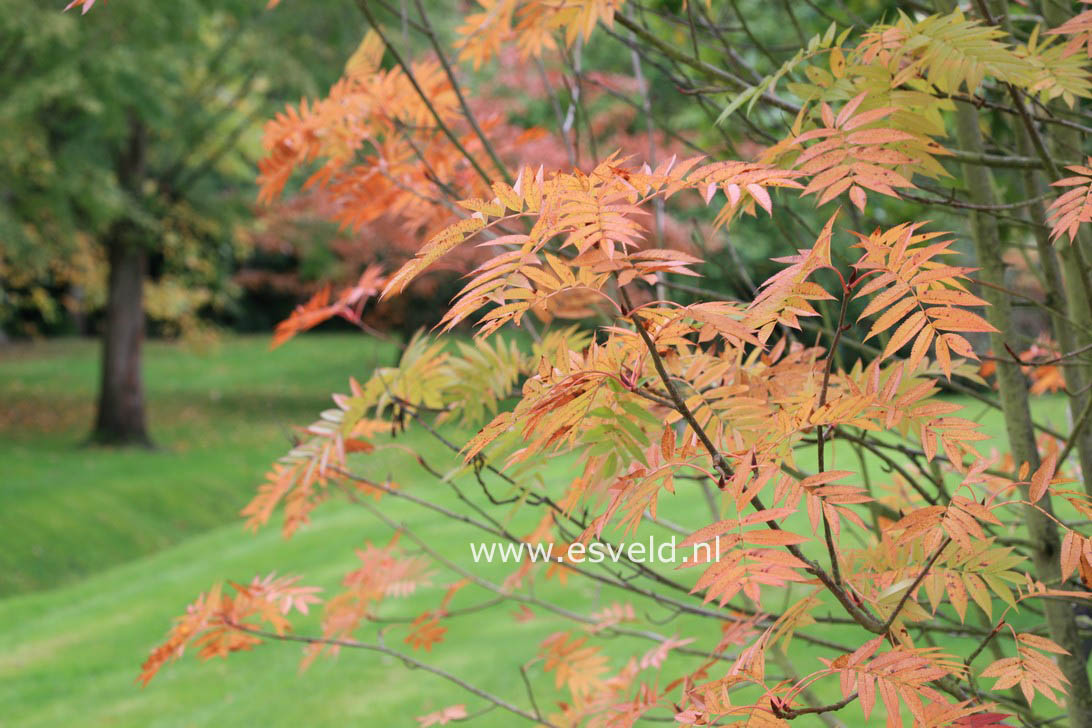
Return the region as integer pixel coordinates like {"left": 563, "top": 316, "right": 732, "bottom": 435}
{"left": 92, "top": 235, "right": 151, "bottom": 447}
{"left": 1016, "top": 0, "right": 1092, "bottom": 500}
{"left": 1053, "top": 198, "right": 1092, "bottom": 493}
{"left": 1008, "top": 64, "right": 1092, "bottom": 499}
{"left": 90, "top": 116, "right": 152, "bottom": 447}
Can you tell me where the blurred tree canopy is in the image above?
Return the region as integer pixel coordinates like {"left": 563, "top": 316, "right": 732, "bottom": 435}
{"left": 0, "top": 0, "right": 362, "bottom": 443}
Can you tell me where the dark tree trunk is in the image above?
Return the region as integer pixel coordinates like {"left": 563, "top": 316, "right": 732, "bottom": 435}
{"left": 91, "top": 115, "right": 152, "bottom": 447}
{"left": 91, "top": 236, "right": 150, "bottom": 446}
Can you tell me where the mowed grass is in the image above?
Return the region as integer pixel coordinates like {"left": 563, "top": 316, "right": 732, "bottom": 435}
{"left": 0, "top": 333, "right": 400, "bottom": 595}
{"left": 0, "top": 465, "right": 574, "bottom": 728}
{"left": 0, "top": 335, "right": 1082, "bottom": 726}
{"left": 0, "top": 425, "right": 878, "bottom": 728}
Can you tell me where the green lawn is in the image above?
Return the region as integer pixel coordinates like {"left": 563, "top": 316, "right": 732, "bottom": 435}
{"left": 0, "top": 333, "right": 400, "bottom": 595}
{"left": 0, "top": 334, "right": 1079, "bottom": 726}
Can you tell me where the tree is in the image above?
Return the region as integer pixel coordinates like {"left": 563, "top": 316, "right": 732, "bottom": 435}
{"left": 3, "top": 0, "right": 360, "bottom": 444}
{"left": 66, "top": 0, "right": 1092, "bottom": 725}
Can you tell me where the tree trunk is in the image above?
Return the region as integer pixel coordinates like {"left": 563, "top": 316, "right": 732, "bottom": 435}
{"left": 91, "top": 235, "right": 151, "bottom": 447}
{"left": 91, "top": 114, "right": 152, "bottom": 447}
{"left": 1039, "top": 0, "right": 1092, "bottom": 500}
{"left": 942, "top": 63, "right": 1092, "bottom": 728}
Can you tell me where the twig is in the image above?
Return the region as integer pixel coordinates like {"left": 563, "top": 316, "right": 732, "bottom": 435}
{"left": 235, "top": 625, "right": 553, "bottom": 726}
{"left": 880, "top": 538, "right": 952, "bottom": 634}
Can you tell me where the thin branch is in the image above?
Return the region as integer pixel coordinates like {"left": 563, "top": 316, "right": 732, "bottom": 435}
{"left": 410, "top": 0, "right": 513, "bottom": 183}
{"left": 817, "top": 284, "right": 852, "bottom": 586}
{"left": 879, "top": 538, "right": 952, "bottom": 634}
{"left": 900, "top": 189, "right": 1052, "bottom": 212}
{"left": 353, "top": 0, "right": 496, "bottom": 186}
{"left": 235, "top": 626, "right": 552, "bottom": 726}
{"left": 773, "top": 691, "right": 858, "bottom": 720}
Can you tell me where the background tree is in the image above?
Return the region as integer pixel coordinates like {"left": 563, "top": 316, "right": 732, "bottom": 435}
{"left": 1, "top": 0, "right": 361, "bottom": 444}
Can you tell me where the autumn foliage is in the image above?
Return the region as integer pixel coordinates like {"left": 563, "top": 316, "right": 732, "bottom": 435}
{"left": 68, "top": 1, "right": 1092, "bottom": 726}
